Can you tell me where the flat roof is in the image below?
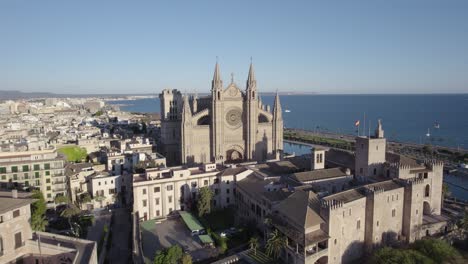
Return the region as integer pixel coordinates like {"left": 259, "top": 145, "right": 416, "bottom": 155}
{"left": 179, "top": 211, "right": 204, "bottom": 232}
{"left": 0, "top": 196, "right": 35, "bottom": 214}
{"left": 198, "top": 234, "right": 214, "bottom": 244}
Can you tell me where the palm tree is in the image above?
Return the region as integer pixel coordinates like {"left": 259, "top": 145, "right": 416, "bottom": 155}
{"left": 249, "top": 236, "right": 259, "bottom": 256}
{"left": 265, "top": 229, "right": 286, "bottom": 259}
{"left": 31, "top": 214, "right": 48, "bottom": 231}
{"left": 61, "top": 204, "right": 81, "bottom": 236}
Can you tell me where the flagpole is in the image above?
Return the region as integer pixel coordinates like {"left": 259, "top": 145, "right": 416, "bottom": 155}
{"left": 363, "top": 112, "right": 366, "bottom": 138}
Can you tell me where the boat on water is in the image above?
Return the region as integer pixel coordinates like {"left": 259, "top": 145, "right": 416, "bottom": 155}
{"left": 285, "top": 109, "right": 291, "bottom": 113}
{"left": 434, "top": 122, "right": 440, "bottom": 129}
{"left": 426, "top": 128, "right": 431, "bottom": 137}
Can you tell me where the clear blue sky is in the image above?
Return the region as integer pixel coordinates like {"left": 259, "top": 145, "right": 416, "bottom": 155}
{"left": 1, "top": 0, "right": 467, "bottom": 94}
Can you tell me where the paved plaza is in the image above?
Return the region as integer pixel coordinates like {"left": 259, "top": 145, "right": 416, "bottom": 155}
{"left": 141, "top": 217, "right": 217, "bottom": 262}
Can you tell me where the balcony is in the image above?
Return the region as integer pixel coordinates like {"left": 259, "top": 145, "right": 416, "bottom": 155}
{"left": 53, "top": 180, "right": 66, "bottom": 184}
{"left": 53, "top": 187, "right": 66, "bottom": 192}
{"left": 14, "top": 241, "right": 26, "bottom": 249}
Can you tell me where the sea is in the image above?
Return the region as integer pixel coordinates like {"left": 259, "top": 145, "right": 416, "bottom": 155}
{"left": 108, "top": 94, "right": 468, "bottom": 199}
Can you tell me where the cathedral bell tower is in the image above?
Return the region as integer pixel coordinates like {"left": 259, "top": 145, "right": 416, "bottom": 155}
{"left": 245, "top": 62, "right": 258, "bottom": 160}
{"left": 211, "top": 61, "right": 224, "bottom": 162}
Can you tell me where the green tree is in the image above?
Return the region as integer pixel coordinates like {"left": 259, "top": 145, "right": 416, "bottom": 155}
{"left": 181, "top": 253, "right": 192, "bottom": 264}
{"left": 265, "top": 229, "right": 286, "bottom": 259}
{"left": 78, "top": 193, "right": 92, "bottom": 206}
{"left": 153, "top": 250, "right": 166, "bottom": 264}
{"left": 54, "top": 195, "right": 69, "bottom": 204}
{"left": 61, "top": 204, "right": 81, "bottom": 236}
{"left": 442, "top": 183, "right": 451, "bottom": 198}
{"left": 412, "top": 239, "right": 458, "bottom": 263}
{"left": 197, "top": 187, "right": 214, "bottom": 218}
{"left": 31, "top": 190, "right": 48, "bottom": 231}
{"left": 31, "top": 212, "right": 48, "bottom": 231}
{"left": 165, "top": 245, "right": 183, "bottom": 264}
{"left": 153, "top": 245, "right": 183, "bottom": 264}
{"left": 369, "top": 247, "right": 434, "bottom": 264}
{"left": 31, "top": 190, "right": 46, "bottom": 216}
{"left": 249, "top": 236, "right": 259, "bottom": 256}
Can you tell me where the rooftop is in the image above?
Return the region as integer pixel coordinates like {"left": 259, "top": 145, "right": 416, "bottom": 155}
{"left": 289, "top": 167, "right": 349, "bottom": 183}
{"left": 0, "top": 196, "right": 35, "bottom": 214}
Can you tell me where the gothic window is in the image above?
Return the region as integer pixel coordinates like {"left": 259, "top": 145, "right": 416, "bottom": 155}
{"left": 258, "top": 114, "right": 269, "bottom": 123}
{"left": 425, "top": 185, "right": 430, "bottom": 197}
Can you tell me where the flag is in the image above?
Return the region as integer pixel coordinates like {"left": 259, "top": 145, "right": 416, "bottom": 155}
{"left": 355, "top": 120, "right": 360, "bottom": 127}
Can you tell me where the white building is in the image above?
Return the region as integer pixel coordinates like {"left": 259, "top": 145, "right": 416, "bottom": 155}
{"left": 88, "top": 174, "right": 122, "bottom": 208}
{"left": 132, "top": 163, "right": 252, "bottom": 221}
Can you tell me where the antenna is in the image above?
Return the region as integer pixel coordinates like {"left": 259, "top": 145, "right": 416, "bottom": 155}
{"left": 369, "top": 120, "right": 371, "bottom": 138}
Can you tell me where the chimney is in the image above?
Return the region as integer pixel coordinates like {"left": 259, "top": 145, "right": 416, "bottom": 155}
{"left": 12, "top": 189, "right": 18, "bottom": 199}
{"left": 311, "top": 148, "right": 325, "bottom": 170}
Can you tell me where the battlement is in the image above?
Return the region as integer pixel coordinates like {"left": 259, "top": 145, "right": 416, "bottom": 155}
{"left": 423, "top": 159, "right": 444, "bottom": 169}
{"left": 363, "top": 185, "right": 385, "bottom": 195}
{"left": 321, "top": 199, "right": 344, "bottom": 210}
{"left": 161, "top": 89, "right": 181, "bottom": 95}
{"left": 397, "top": 176, "right": 424, "bottom": 186}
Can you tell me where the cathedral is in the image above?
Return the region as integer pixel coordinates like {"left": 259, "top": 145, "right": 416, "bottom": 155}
{"left": 159, "top": 62, "right": 283, "bottom": 165}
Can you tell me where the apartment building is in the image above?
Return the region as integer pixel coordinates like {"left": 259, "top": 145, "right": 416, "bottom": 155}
{"left": 0, "top": 148, "right": 67, "bottom": 202}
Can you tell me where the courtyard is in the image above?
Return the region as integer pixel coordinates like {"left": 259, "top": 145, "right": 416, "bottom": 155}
{"left": 140, "top": 217, "right": 218, "bottom": 263}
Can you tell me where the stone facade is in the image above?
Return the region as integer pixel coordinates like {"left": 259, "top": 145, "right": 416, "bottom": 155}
{"left": 159, "top": 62, "right": 283, "bottom": 165}
{"left": 235, "top": 121, "right": 447, "bottom": 264}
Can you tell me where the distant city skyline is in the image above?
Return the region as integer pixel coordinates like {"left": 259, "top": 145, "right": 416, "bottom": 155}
{"left": 1, "top": 0, "right": 467, "bottom": 94}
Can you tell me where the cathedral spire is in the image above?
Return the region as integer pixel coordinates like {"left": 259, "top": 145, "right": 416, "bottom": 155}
{"left": 273, "top": 91, "right": 282, "bottom": 120}
{"left": 246, "top": 61, "right": 256, "bottom": 90}
{"left": 213, "top": 61, "right": 221, "bottom": 83}
{"left": 212, "top": 60, "right": 223, "bottom": 96}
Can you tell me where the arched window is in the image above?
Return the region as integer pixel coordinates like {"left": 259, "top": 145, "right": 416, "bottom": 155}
{"left": 425, "top": 184, "right": 430, "bottom": 197}
{"left": 373, "top": 168, "right": 377, "bottom": 175}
